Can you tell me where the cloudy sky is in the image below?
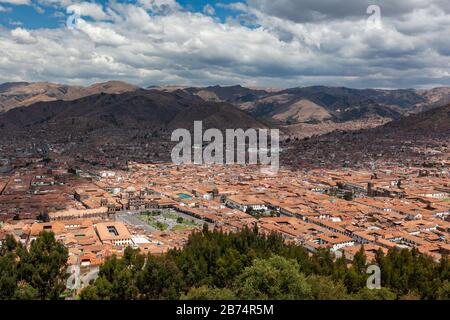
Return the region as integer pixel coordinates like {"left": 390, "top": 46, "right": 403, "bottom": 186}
{"left": 0, "top": 0, "right": 449, "bottom": 89}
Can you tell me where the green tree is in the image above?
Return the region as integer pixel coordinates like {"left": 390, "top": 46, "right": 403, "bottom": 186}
{"left": 436, "top": 280, "right": 450, "bottom": 300}
{"left": 112, "top": 268, "right": 138, "bottom": 299}
{"left": 345, "top": 268, "right": 366, "bottom": 293}
{"left": 123, "top": 246, "right": 145, "bottom": 273}
{"left": 36, "top": 227, "right": 450, "bottom": 301}
{"left": 0, "top": 252, "right": 18, "bottom": 299}
{"left": 353, "top": 246, "right": 367, "bottom": 274}
{"left": 344, "top": 246, "right": 367, "bottom": 293}
{"left": 233, "top": 255, "right": 312, "bottom": 300}
{"left": 1, "top": 234, "right": 18, "bottom": 254}
{"left": 215, "top": 248, "right": 244, "bottom": 287}
{"left": 332, "top": 255, "right": 348, "bottom": 281}
{"left": 182, "top": 286, "right": 237, "bottom": 300}
{"left": 137, "top": 254, "right": 185, "bottom": 299}
{"left": 18, "top": 231, "right": 68, "bottom": 300}
{"left": 79, "top": 277, "right": 113, "bottom": 300}
{"left": 354, "top": 287, "right": 396, "bottom": 300}
{"left": 437, "top": 255, "right": 449, "bottom": 280}
{"left": 13, "top": 282, "right": 38, "bottom": 300}
{"left": 87, "top": 250, "right": 140, "bottom": 300}
{"left": 306, "top": 275, "right": 349, "bottom": 300}
{"left": 310, "top": 249, "right": 335, "bottom": 276}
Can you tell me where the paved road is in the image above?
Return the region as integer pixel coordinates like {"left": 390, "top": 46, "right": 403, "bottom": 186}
{"left": 116, "top": 213, "right": 158, "bottom": 232}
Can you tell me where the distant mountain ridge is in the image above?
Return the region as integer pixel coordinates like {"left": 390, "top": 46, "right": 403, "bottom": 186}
{"left": 2, "top": 80, "right": 450, "bottom": 140}
{"left": 0, "top": 81, "right": 139, "bottom": 112}
{"left": 3, "top": 81, "right": 450, "bottom": 123}
{"left": 0, "top": 89, "right": 268, "bottom": 136}
{"left": 179, "top": 85, "right": 450, "bottom": 122}
{"left": 381, "top": 102, "right": 450, "bottom": 135}
{"left": 155, "top": 84, "right": 450, "bottom": 138}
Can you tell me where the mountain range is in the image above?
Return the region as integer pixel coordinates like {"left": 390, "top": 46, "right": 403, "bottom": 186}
{"left": 153, "top": 84, "right": 450, "bottom": 136}
{"left": 1, "top": 81, "right": 450, "bottom": 140}
{"left": 0, "top": 88, "right": 267, "bottom": 136}
{"left": 381, "top": 102, "right": 450, "bottom": 136}
{"left": 0, "top": 80, "right": 448, "bottom": 168}
{"left": 158, "top": 85, "right": 450, "bottom": 120}
{"left": 0, "top": 81, "right": 138, "bottom": 113}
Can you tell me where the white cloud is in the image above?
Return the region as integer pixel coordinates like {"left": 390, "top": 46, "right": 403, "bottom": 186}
{"left": 10, "top": 27, "right": 36, "bottom": 43}
{"left": 76, "top": 19, "right": 128, "bottom": 46}
{"left": 35, "top": 0, "right": 73, "bottom": 7}
{"left": 246, "top": 0, "right": 450, "bottom": 22}
{"left": 138, "top": 0, "right": 181, "bottom": 13}
{"left": 217, "top": 2, "right": 247, "bottom": 12}
{"left": 67, "top": 2, "right": 109, "bottom": 21}
{"left": 0, "top": 0, "right": 449, "bottom": 88}
{"left": 0, "top": 0, "right": 31, "bottom": 5}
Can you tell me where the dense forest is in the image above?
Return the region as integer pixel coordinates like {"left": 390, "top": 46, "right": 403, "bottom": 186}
{"left": 0, "top": 226, "right": 449, "bottom": 300}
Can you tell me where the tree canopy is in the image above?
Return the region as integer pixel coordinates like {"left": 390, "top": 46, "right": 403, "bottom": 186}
{"left": 0, "top": 231, "right": 68, "bottom": 300}
{"left": 76, "top": 226, "right": 449, "bottom": 300}
{"left": 1, "top": 226, "right": 448, "bottom": 300}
